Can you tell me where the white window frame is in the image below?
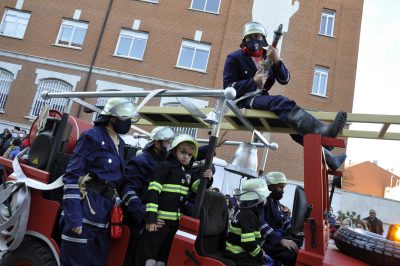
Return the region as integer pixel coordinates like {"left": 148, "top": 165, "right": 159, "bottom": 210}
{"left": 0, "top": 9, "right": 30, "bottom": 39}
{"left": 27, "top": 69, "right": 81, "bottom": 118}
{"left": 30, "top": 79, "right": 73, "bottom": 117}
{"left": 0, "top": 62, "right": 21, "bottom": 113}
{"left": 319, "top": 9, "right": 335, "bottom": 37}
{"left": 114, "top": 29, "right": 149, "bottom": 60}
{"left": 0, "top": 69, "right": 13, "bottom": 112}
{"left": 160, "top": 97, "right": 209, "bottom": 138}
{"left": 311, "top": 66, "right": 329, "bottom": 97}
{"left": 55, "top": 19, "right": 88, "bottom": 49}
{"left": 176, "top": 40, "right": 211, "bottom": 72}
{"left": 190, "top": 0, "right": 221, "bottom": 14}
{"left": 139, "top": 0, "right": 159, "bottom": 3}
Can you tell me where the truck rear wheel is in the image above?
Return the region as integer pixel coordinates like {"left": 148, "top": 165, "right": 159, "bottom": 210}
{"left": 1, "top": 237, "right": 57, "bottom": 266}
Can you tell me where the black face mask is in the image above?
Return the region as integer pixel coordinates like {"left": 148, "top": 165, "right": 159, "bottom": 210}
{"left": 245, "top": 39, "right": 264, "bottom": 52}
{"left": 112, "top": 119, "right": 131, "bottom": 134}
{"left": 270, "top": 189, "right": 284, "bottom": 201}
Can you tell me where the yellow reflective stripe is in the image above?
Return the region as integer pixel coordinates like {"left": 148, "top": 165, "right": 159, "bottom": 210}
{"left": 226, "top": 242, "right": 245, "bottom": 254}
{"left": 162, "top": 184, "right": 189, "bottom": 195}
{"left": 148, "top": 181, "right": 162, "bottom": 193}
{"left": 250, "top": 245, "right": 261, "bottom": 257}
{"left": 241, "top": 233, "right": 256, "bottom": 242}
{"left": 228, "top": 226, "right": 242, "bottom": 235}
{"left": 158, "top": 210, "right": 181, "bottom": 221}
{"left": 254, "top": 231, "right": 261, "bottom": 239}
{"left": 146, "top": 203, "right": 158, "bottom": 213}
{"left": 191, "top": 180, "right": 200, "bottom": 193}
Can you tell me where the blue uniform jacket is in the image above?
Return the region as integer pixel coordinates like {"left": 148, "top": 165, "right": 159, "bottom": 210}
{"left": 259, "top": 196, "right": 292, "bottom": 246}
{"left": 120, "top": 149, "right": 162, "bottom": 225}
{"left": 223, "top": 49, "right": 290, "bottom": 98}
{"left": 62, "top": 126, "right": 125, "bottom": 231}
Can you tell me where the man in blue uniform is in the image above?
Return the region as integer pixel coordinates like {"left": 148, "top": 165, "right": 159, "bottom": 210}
{"left": 120, "top": 126, "right": 175, "bottom": 266}
{"left": 259, "top": 172, "right": 301, "bottom": 266}
{"left": 60, "top": 98, "right": 137, "bottom": 266}
{"left": 223, "top": 21, "right": 347, "bottom": 171}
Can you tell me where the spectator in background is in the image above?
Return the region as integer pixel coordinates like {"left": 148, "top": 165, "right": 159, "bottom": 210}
{"left": 225, "top": 194, "right": 235, "bottom": 222}
{"left": 363, "top": 209, "right": 384, "bottom": 235}
{"left": 11, "top": 126, "right": 20, "bottom": 139}
{"left": 3, "top": 138, "right": 21, "bottom": 159}
{"left": 6, "top": 138, "right": 22, "bottom": 160}
{"left": 0, "top": 128, "right": 10, "bottom": 140}
{"left": 342, "top": 218, "right": 352, "bottom": 228}
{"left": 19, "top": 129, "right": 27, "bottom": 139}
{"left": 356, "top": 220, "right": 370, "bottom": 231}
{"left": 328, "top": 208, "right": 337, "bottom": 238}
{"left": 0, "top": 130, "right": 12, "bottom": 155}
{"left": 21, "top": 133, "right": 30, "bottom": 149}
{"left": 0, "top": 126, "right": 20, "bottom": 155}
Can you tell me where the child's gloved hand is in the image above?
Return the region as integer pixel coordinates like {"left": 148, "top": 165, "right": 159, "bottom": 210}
{"left": 146, "top": 223, "right": 158, "bottom": 232}
{"left": 203, "top": 169, "right": 213, "bottom": 181}
{"left": 262, "top": 251, "right": 274, "bottom": 266}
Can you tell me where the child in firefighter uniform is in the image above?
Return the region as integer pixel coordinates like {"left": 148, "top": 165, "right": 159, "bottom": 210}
{"left": 225, "top": 178, "right": 272, "bottom": 266}
{"left": 60, "top": 98, "right": 137, "bottom": 266}
{"left": 136, "top": 134, "right": 212, "bottom": 266}
{"left": 120, "top": 126, "right": 175, "bottom": 266}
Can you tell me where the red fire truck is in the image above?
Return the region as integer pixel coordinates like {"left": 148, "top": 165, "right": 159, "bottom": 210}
{"left": 0, "top": 89, "right": 399, "bottom": 265}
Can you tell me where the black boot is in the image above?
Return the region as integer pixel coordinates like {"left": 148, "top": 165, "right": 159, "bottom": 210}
{"left": 323, "top": 148, "right": 346, "bottom": 171}
{"left": 287, "top": 106, "right": 347, "bottom": 138}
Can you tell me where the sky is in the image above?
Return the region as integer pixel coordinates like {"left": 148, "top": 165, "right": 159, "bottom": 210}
{"left": 346, "top": 0, "right": 400, "bottom": 175}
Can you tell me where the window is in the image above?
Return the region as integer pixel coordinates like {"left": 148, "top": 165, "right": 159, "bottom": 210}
{"left": 0, "top": 9, "right": 30, "bottom": 39}
{"left": 114, "top": 29, "right": 148, "bottom": 60}
{"left": 177, "top": 40, "right": 211, "bottom": 72}
{"left": 56, "top": 19, "right": 88, "bottom": 48}
{"left": 319, "top": 9, "right": 335, "bottom": 36}
{"left": 311, "top": 66, "right": 329, "bottom": 97}
{"left": 30, "top": 79, "right": 73, "bottom": 116}
{"left": 0, "top": 69, "right": 13, "bottom": 111}
{"left": 191, "top": 0, "right": 221, "bottom": 13}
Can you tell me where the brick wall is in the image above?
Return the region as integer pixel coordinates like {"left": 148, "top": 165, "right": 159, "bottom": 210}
{"left": 0, "top": 0, "right": 363, "bottom": 181}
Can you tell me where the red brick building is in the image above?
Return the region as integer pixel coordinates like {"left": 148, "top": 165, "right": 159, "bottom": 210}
{"left": 0, "top": 0, "right": 363, "bottom": 181}
{"left": 344, "top": 161, "right": 400, "bottom": 197}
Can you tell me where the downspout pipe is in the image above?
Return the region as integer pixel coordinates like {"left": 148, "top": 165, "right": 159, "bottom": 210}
{"left": 76, "top": 0, "right": 114, "bottom": 117}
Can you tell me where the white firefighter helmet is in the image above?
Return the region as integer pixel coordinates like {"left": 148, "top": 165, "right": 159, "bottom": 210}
{"left": 99, "top": 98, "right": 138, "bottom": 120}
{"left": 240, "top": 178, "right": 269, "bottom": 202}
{"left": 150, "top": 127, "right": 175, "bottom": 141}
{"left": 266, "top": 171, "right": 287, "bottom": 186}
{"left": 242, "top": 21, "right": 267, "bottom": 40}
{"left": 169, "top": 134, "right": 199, "bottom": 159}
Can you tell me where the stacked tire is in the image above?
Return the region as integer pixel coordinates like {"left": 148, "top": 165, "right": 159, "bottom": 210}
{"left": 334, "top": 227, "right": 400, "bottom": 266}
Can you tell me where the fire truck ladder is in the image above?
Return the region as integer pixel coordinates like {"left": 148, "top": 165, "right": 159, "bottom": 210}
{"left": 42, "top": 89, "right": 400, "bottom": 141}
